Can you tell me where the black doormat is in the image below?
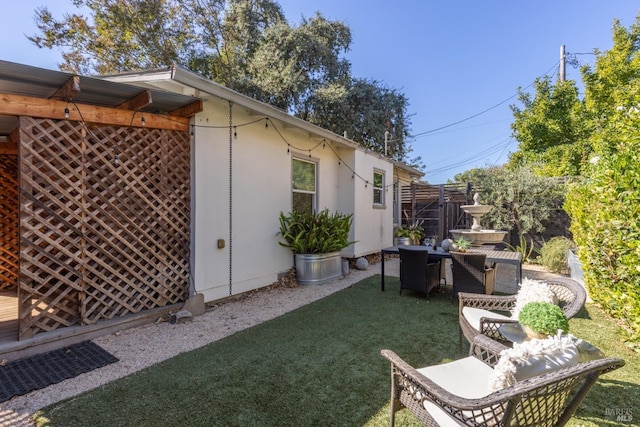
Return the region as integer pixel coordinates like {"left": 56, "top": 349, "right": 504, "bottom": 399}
{"left": 0, "top": 341, "right": 119, "bottom": 403}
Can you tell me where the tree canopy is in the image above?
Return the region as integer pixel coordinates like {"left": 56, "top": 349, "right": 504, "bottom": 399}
{"left": 29, "top": 0, "right": 416, "bottom": 164}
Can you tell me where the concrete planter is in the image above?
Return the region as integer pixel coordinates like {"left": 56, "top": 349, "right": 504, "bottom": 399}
{"left": 295, "top": 252, "right": 343, "bottom": 285}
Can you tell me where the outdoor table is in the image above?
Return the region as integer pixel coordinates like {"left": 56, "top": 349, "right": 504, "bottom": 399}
{"left": 380, "top": 245, "right": 522, "bottom": 291}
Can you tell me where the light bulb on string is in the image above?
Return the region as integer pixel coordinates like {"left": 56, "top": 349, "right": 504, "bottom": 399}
{"left": 140, "top": 113, "right": 146, "bottom": 126}
{"left": 64, "top": 101, "right": 70, "bottom": 119}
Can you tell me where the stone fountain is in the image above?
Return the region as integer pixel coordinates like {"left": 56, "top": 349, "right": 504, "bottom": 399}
{"left": 449, "top": 192, "right": 508, "bottom": 246}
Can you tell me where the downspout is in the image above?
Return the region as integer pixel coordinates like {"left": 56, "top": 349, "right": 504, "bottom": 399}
{"left": 228, "top": 101, "right": 233, "bottom": 296}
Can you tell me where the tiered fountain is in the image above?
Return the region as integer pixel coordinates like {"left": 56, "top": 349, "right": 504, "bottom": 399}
{"left": 449, "top": 192, "right": 508, "bottom": 246}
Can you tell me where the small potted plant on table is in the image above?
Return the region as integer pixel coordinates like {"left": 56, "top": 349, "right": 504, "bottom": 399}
{"left": 518, "top": 301, "right": 569, "bottom": 340}
{"left": 450, "top": 237, "right": 472, "bottom": 252}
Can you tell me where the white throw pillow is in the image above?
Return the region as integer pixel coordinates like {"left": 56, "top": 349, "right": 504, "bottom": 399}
{"left": 511, "top": 278, "right": 558, "bottom": 319}
{"left": 489, "top": 333, "right": 581, "bottom": 391}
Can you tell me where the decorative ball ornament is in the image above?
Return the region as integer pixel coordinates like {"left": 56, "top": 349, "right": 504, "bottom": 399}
{"left": 441, "top": 238, "right": 453, "bottom": 252}
{"left": 355, "top": 257, "right": 369, "bottom": 270}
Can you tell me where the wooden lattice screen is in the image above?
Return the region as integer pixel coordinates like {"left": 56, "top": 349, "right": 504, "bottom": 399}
{"left": 18, "top": 116, "right": 191, "bottom": 340}
{"left": 0, "top": 155, "right": 19, "bottom": 290}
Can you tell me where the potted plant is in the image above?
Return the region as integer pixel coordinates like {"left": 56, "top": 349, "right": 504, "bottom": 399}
{"left": 451, "top": 236, "right": 472, "bottom": 252}
{"left": 518, "top": 301, "right": 569, "bottom": 340}
{"left": 393, "top": 226, "right": 413, "bottom": 246}
{"left": 278, "top": 209, "right": 354, "bottom": 285}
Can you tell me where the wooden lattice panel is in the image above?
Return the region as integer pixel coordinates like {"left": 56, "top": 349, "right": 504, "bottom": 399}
{"left": 18, "top": 117, "right": 190, "bottom": 339}
{"left": 0, "top": 155, "right": 19, "bottom": 290}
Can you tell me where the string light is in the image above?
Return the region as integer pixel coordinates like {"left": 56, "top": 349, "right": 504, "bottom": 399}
{"left": 64, "top": 102, "right": 70, "bottom": 119}
{"left": 63, "top": 105, "right": 399, "bottom": 190}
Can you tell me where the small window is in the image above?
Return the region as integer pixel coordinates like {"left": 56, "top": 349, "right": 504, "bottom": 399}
{"left": 292, "top": 158, "right": 316, "bottom": 214}
{"left": 373, "top": 170, "right": 384, "bottom": 206}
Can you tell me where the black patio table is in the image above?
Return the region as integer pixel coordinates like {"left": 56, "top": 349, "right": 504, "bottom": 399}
{"left": 380, "top": 245, "right": 522, "bottom": 291}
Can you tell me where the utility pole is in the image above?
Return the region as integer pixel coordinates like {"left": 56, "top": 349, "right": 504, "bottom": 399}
{"left": 560, "top": 45, "right": 566, "bottom": 82}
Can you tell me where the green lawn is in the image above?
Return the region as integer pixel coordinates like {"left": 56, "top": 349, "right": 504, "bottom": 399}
{"left": 34, "top": 276, "right": 638, "bottom": 426}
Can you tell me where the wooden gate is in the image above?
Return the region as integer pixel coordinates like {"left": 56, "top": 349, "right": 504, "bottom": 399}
{"left": 401, "top": 182, "right": 474, "bottom": 241}
{"left": 17, "top": 117, "right": 191, "bottom": 340}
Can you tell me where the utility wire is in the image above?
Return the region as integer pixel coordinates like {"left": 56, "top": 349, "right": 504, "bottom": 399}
{"left": 408, "top": 61, "right": 561, "bottom": 139}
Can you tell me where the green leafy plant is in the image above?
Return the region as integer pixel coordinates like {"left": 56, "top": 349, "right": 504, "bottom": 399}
{"left": 393, "top": 226, "right": 412, "bottom": 238}
{"left": 518, "top": 301, "right": 569, "bottom": 337}
{"left": 394, "top": 221, "right": 424, "bottom": 243}
{"left": 452, "top": 237, "right": 472, "bottom": 251}
{"left": 278, "top": 209, "right": 354, "bottom": 254}
{"left": 539, "top": 236, "right": 575, "bottom": 273}
{"left": 505, "top": 233, "right": 540, "bottom": 262}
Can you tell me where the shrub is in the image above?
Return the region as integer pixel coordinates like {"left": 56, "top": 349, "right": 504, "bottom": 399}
{"left": 539, "top": 236, "right": 575, "bottom": 273}
{"left": 565, "top": 108, "right": 640, "bottom": 348}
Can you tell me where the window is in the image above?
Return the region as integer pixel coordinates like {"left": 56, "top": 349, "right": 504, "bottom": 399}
{"left": 373, "top": 170, "right": 385, "bottom": 206}
{"left": 292, "top": 158, "right": 316, "bottom": 214}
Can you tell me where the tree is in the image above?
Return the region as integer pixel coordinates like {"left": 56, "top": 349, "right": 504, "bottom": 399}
{"left": 509, "top": 76, "right": 589, "bottom": 177}
{"left": 304, "top": 78, "right": 416, "bottom": 164}
{"left": 29, "top": 0, "right": 415, "bottom": 164}
{"left": 454, "top": 166, "right": 567, "bottom": 246}
{"left": 29, "top": 0, "right": 199, "bottom": 75}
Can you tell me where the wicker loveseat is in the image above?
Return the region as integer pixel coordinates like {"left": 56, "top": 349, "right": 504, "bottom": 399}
{"left": 458, "top": 277, "right": 587, "bottom": 354}
{"left": 381, "top": 335, "right": 624, "bottom": 427}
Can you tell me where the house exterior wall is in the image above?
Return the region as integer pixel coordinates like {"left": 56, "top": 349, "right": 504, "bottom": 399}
{"left": 191, "top": 97, "right": 394, "bottom": 302}
{"left": 337, "top": 148, "right": 394, "bottom": 257}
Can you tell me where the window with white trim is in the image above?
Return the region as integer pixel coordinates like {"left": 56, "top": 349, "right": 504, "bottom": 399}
{"left": 292, "top": 157, "right": 317, "bottom": 214}
{"left": 373, "top": 170, "right": 385, "bottom": 206}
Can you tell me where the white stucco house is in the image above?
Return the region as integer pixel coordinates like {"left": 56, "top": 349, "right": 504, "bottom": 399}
{"left": 105, "top": 65, "right": 423, "bottom": 302}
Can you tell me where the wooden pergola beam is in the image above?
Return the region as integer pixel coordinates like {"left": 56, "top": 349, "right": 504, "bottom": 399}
{"left": 0, "top": 93, "right": 189, "bottom": 132}
{"left": 49, "top": 76, "right": 81, "bottom": 101}
{"left": 169, "top": 99, "right": 203, "bottom": 117}
{"left": 0, "top": 139, "right": 18, "bottom": 155}
{"left": 116, "top": 90, "right": 153, "bottom": 111}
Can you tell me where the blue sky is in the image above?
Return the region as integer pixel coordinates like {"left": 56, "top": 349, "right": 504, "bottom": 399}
{"left": 2, "top": 1, "right": 639, "bottom": 183}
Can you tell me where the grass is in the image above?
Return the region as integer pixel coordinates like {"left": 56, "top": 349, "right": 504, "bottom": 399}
{"left": 34, "top": 275, "right": 639, "bottom": 426}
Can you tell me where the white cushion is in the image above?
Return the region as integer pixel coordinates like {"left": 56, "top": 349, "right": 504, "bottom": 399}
{"left": 416, "top": 357, "right": 495, "bottom": 426}
{"left": 511, "top": 278, "right": 559, "bottom": 319}
{"left": 462, "top": 307, "right": 512, "bottom": 333}
{"left": 417, "top": 356, "right": 494, "bottom": 399}
{"left": 489, "top": 333, "right": 580, "bottom": 391}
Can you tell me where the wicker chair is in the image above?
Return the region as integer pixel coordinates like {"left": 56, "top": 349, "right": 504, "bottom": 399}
{"left": 450, "top": 252, "right": 496, "bottom": 298}
{"left": 458, "top": 277, "right": 587, "bottom": 354}
{"left": 398, "top": 247, "right": 440, "bottom": 297}
{"left": 381, "top": 335, "right": 624, "bottom": 427}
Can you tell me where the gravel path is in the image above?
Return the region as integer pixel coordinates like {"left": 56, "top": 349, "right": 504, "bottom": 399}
{"left": 0, "top": 258, "right": 561, "bottom": 426}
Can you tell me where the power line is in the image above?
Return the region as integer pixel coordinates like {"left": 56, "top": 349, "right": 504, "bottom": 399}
{"left": 408, "top": 61, "right": 561, "bottom": 139}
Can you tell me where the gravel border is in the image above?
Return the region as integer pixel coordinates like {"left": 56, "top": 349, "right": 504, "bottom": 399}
{"left": 0, "top": 261, "right": 387, "bottom": 426}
